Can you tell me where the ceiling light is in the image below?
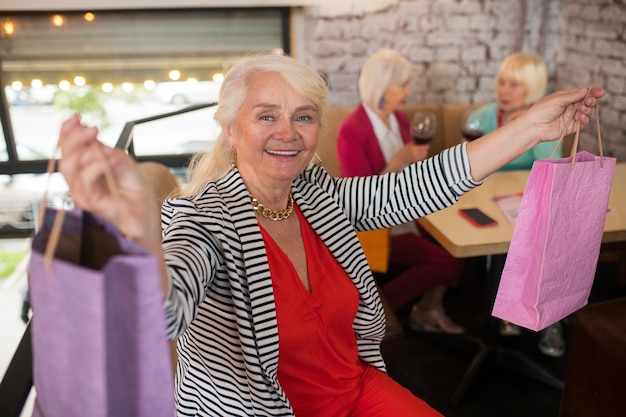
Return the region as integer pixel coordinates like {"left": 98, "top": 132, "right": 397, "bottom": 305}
{"left": 51, "top": 15, "right": 65, "bottom": 27}
{"left": 213, "top": 73, "right": 224, "bottom": 83}
{"left": 3, "top": 20, "right": 15, "bottom": 36}
{"left": 74, "top": 76, "right": 86, "bottom": 87}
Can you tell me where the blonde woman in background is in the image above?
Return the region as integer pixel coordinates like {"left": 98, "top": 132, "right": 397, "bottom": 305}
{"left": 465, "top": 53, "right": 560, "bottom": 170}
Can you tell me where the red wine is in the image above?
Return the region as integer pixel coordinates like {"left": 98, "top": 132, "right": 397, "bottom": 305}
{"left": 412, "top": 133, "right": 433, "bottom": 144}
{"left": 462, "top": 129, "right": 483, "bottom": 141}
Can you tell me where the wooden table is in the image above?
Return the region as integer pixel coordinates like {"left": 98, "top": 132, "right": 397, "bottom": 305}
{"left": 415, "top": 162, "right": 626, "bottom": 405}
{"left": 417, "top": 163, "right": 626, "bottom": 258}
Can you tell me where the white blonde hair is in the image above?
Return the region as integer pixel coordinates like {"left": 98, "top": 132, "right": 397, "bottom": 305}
{"left": 178, "top": 54, "right": 328, "bottom": 197}
{"left": 496, "top": 53, "right": 548, "bottom": 104}
{"left": 358, "top": 49, "right": 413, "bottom": 109}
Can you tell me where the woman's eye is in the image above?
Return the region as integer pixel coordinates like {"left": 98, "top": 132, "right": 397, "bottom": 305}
{"left": 259, "top": 115, "right": 274, "bottom": 121}
{"left": 296, "top": 113, "right": 318, "bottom": 123}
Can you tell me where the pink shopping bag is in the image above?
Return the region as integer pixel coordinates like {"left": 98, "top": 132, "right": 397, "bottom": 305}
{"left": 492, "top": 108, "right": 616, "bottom": 331}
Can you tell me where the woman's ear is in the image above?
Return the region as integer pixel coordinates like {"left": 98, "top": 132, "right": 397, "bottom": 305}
{"left": 224, "top": 125, "right": 236, "bottom": 149}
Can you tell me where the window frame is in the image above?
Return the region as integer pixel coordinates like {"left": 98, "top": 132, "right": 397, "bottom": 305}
{"left": 0, "top": 7, "right": 291, "bottom": 174}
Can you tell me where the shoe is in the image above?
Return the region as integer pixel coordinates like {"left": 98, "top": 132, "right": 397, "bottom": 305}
{"left": 499, "top": 320, "right": 521, "bottom": 336}
{"left": 538, "top": 322, "right": 566, "bottom": 358}
{"left": 408, "top": 305, "right": 465, "bottom": 334}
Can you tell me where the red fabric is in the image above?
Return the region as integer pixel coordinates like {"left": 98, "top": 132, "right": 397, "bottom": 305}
{"left": 336, "top": 104, "right": 411, "bottom": 178}
{"left": 382, "top": 232, "right": 463, "bottom": 310}
{"left": 348, "top": 366, "right": 443, "bottom": 417}
{"left": 261, "top": 205, "right": 362, "bottom": 417}
{"left": 261, "top": 205, "right": 443, "bottom": 417}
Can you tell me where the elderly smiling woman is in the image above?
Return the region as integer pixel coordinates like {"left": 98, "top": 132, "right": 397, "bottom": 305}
{"left": 57, "top": 53, "right": 603, "bottom": 417}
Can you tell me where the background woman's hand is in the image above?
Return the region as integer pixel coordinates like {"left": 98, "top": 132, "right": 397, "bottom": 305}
{"left": 58, "top": 114, "right": 160, "bottom": 246}
{"left": 385, "top": 143, "right": 430, "bottom": 173}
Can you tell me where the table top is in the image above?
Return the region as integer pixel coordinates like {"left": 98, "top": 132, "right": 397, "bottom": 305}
{"left": 417, "top": 162, "right": 626, "bottom": 258}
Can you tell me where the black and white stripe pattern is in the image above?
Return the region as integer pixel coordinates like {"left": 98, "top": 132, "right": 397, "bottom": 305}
{"left": 160, "top": 144, "right": 480, "bottom": 416}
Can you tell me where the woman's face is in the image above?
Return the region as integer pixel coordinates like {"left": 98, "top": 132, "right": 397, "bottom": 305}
{"left": 496, "top": 76, "right": 528, "bottom": 113}
{"left": 225, "top": 71, "right": 320, "bottom": 191}
{"left": 382, "top": 79, "right": 411, "bottom": 112}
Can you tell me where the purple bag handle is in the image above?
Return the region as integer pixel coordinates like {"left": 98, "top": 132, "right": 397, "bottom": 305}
{"left": 40, "top": 143, "right": 123, "bottom": 273}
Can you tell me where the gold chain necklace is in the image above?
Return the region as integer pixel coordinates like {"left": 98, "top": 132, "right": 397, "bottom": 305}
{"left": 249, "top": 193, "right": 294, "bottom": 221}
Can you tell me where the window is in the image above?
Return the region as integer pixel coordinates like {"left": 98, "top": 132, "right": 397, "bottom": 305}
{"left": 0, "top": 7, "right": 290, "bottom": 391}
{"left": 0, "top": 8, "right": 290, "bottom": 174}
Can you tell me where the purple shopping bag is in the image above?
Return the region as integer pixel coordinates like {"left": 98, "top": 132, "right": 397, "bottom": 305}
{"left": 28, "top": 207, "right": 175, "bottom": 417}
{"left": 492, "top": 151, "right": 616, "bottom": 331}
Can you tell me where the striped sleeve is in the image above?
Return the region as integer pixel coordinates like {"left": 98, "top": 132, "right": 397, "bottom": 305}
{"left": 319, "top": 143, "right": 482, "bottom": 232}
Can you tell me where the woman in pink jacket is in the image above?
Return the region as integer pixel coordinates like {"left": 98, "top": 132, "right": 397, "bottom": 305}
{"left": 337, "top": 49, "right": 465, "bottom": 334}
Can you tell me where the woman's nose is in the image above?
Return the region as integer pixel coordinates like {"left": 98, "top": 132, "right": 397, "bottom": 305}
{"left": 275, "top": 118, "right": 296, "bottom": 140}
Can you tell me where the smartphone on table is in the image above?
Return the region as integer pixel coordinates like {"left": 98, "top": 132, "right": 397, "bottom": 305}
{"left": 459, "top": 208, "right": 498, "bottom": 228}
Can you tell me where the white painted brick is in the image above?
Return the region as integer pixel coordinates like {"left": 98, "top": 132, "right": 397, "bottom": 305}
{"left": 468, "top": 15, "right": 493, "bottom": 30}
{"left": 607, "top": 77, "right": 626, "bottom": 95}
{"left": 408, "top": 47, "right": 436, "bottom": 62}
{"left": 586, "top": 24, "right": 619, "bottom": 40}
{"left": 461, "top": 46, "right": 487, "bottom": 61}
{"left": 600, "top": 108, "right": 621, "bottom": 125}
{"left": 430, "top": 77, "right": 456, "bottom": 90}
{"left": 446, "top": 15, "right": 470, "bottom": 29}
{"left": 613, "top": 95, "right": 626, "bottom": 111}
{"left": 602, "top": 59, "right": 626, "bottom": 77}
{"left": 435, "top": 47, "right": 460, "bottom": 61}
{"left": 314, "top": 19, "right": 344, "bottom": 39}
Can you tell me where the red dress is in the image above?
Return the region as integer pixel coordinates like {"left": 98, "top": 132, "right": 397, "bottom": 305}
{"left": 259, "top": 205, "right": 443, "bottom": 417}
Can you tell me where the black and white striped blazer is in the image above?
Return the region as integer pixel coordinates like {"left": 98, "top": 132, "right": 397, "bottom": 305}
{"left": 160, "top": 144, "right": 479, "bottom": 416}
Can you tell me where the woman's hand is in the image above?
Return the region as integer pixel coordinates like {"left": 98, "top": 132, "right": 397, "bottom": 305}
{"left": 522, "top": 87, "right": 605, "bottom": 142}
{"left": 58, "top": 114, "right": 160, "bottom": 248}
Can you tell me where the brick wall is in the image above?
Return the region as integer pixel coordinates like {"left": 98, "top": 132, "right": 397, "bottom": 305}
{"left": 303, "top": 0, "right": 625, "bottom": 160}
{"left": 554, "top": 0, "right": 626, "bottom": 159}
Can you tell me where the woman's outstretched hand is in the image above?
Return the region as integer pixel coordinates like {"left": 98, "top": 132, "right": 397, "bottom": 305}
{"left": 524, "top": 87, "right": 605, "bottom": 142}
{"left": 57, "top": 114, "right": 160, "bottom": 248}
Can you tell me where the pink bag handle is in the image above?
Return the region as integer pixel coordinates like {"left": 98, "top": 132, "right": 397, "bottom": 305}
{"left": 550, "top": 88, "right": 604, "bottom": 169}
{"left": 40, "top": 143, "right": 122, "bottom": 273}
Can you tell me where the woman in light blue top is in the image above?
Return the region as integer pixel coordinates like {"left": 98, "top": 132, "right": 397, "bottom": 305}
{"left": 467, "top": 53, "right": 560, "bottom": 171}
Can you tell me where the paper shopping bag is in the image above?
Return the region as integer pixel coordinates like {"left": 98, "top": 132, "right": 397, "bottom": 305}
{"left": 28, "top": 207, "right": 176, "bottom": 417}
{"left": 492, "top": 151, "right": 616, "bottom": 331}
